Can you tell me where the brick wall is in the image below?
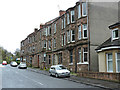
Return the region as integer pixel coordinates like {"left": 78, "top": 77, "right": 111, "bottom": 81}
{"left": 78, "top": 71, "right": 120, "bottom": 82}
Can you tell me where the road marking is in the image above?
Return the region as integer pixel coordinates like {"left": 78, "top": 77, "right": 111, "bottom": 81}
{"left": 21, "top": 75, "right": 44, "bottom": 86}
{"left": 10, "top": 69, "right": 44, "bottom": 86}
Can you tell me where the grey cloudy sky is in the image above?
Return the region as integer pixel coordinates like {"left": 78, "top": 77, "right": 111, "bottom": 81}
{"left": 0, "top": 0, "right": 119, "bottom": 53}
{"left": 0, "top": 0, "right": 78, "bottom": 53}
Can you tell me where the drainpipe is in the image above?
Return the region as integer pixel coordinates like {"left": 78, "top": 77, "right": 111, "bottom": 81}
{"left": 87, "top": 0, "right": 90, "bottom": 71}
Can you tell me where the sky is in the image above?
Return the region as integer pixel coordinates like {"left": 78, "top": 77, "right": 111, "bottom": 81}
{"left": 0, "top": 0, "right": 78, "bottom": 53}
{"left": 0, "top": 0, "right": 119, "bottom": 53}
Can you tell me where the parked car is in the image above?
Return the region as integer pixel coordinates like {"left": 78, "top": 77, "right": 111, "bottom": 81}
{"left": 18, "top": 62, "right": 27, "bottom": 69}
{"left": 49, "top": 65, "right": 70, "bottom": 78}
{"left": 10, "top": 61, "right": 18, "bottom": 67}
{"left": 2, "top": 61, "right": 7, "bottom": 65}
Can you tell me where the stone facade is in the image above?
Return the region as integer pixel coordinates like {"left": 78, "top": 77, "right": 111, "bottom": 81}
{"left": 21, "top": 1, "right": 119, "bottom": 72}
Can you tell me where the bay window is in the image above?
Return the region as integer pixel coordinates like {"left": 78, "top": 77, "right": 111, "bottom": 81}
{"left": 116, "top": 53, "right": 120, "bottom": 72}
{"left": 107, "top": 53, "right": 113, "bottom": 72}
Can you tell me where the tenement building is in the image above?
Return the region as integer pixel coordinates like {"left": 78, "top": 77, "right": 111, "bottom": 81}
{"left": 21, "top": 1, "right": 119, "bottom": 72}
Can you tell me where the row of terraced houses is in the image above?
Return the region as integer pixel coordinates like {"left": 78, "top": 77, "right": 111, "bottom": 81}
{"left": 20, "top": 1, "right": 120, "bottom": 73}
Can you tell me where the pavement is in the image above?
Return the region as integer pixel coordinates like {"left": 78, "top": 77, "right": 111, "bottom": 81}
{"left": 27, "top": 67, "right": 120, "bottom": 90}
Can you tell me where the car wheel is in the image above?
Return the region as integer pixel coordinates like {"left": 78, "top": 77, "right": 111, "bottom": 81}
{"left": 55, "top": 73, "right": 59, "bottom": 78}
{"left": 49, "top": 72, "right": 52, "bottom": 76}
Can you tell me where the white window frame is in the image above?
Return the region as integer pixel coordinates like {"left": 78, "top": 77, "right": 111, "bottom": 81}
{"left": 78, "top": 4, "right": 81, "bottom": 18}
{"left": 62, "top": 35, "right": 64, "bottom": 46}
{"left": 83, "top": 24, "right": 88, "bottom": 39}
{"left": 48, "top": 40, "right": 51, "bottom": 50}
{"left": 67, "top": 30, "right": 70, "bottom": 43}
{"left": 54, "top": 23, "right": 56, "bottom": 33}
{"left": 116, "top": 53, "right": 120, "bottom": 72}
{"left": 71, "top": 10, "right": 75, "bottom": 23}
{"left": 106, "top": 53, "right": 113, "bottom": 72}
{"left": 67, "top": 13, "right": 70, "bottom": 25}
{"left": 112, "top": 28, "right": 119, "bottom": 41}
{"left": 78, "top": 48, "right": 82, "bottom": 64}
{"left": 78, "top": 25, "right": 81, "bottom": 40}
{"left": 62, "top": 19, "right": 63, "bottom": 30}
{"left": 82, "top": 2, "right": 87, "bottom": 17}
{"left": 71, "top": 30, "right": 75, "bottom": 42}
{"left": 83, "top": 47, "right": 88, "bottom": 63}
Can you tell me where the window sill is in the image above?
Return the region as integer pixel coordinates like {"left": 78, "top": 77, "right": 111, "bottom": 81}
{"left": 112, "top": 37, "right": 119, "bottom": 41}
{"left": 77, "top": 62, "right": 89, "bottom": 65}
{"left": 69, "top": 63, "right": 73, "bottom": 65}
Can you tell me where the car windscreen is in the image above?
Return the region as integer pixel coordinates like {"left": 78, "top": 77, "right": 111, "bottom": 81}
{"left": 56, "top": 66, "right": 66, "bottom": 70}
{"left": 3, "top": 61, "right": 7, "bottom": 63}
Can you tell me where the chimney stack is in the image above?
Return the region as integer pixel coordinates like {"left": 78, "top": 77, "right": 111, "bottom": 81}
{"left": 59, "top": 10, "right": 66, "bottom": 16}
{"left": 34, "top": 28, "right": 38, "bottom": 32}
{"left": 40, "top": 23, "right": 44, "bottom": 29}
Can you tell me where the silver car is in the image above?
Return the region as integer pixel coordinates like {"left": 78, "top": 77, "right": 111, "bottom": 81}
{"left": 49, "top": 65, "right": 70, "bottom": 78}
{"left": 18, "top": 62, "right": 27, "bottom": 69}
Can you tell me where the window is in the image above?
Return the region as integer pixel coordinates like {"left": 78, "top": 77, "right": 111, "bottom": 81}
{"left": 71, "top": 30, "right": 75, "bottom": 42}
{"left": 70, "top": 50, "right": 73, "bottom": 63}
{"left": 71, "top": 10, "right": 75, "bottom": 23}
{"left": 112, "top": 29, "right": 119, "bottom": 40}
{"left": 78, "top": 25, "right": 81, "bottom": 40}
{"left": 78, "top": 4, "right": 81, "bottom": 18}
{"left": 48, "top": 40, "right": 51, "bottom": 50}
{"left": 67, "top": 13, "right": 70, "bottom": 24}
{"left": 64, "top": 34, "right": 66, "bottom": 45}
{"left": 62, "top": 19, "right": 63, "bottom": 29}
{"left": 58, "top": 53, "right": 62, "bottom": 64}
{"left": 21, "top": 42, "right": 24, "bottom": 46}
{"left": 116, "top": 53, "right": 120, "bottom": 72}
{"left": 78, "top": 48, "right": 81, "bottom": 63}
{"left": 47, "top": 26, "right": 51, "bottom": 35}
{"left": 44, "top": 53, "right": 46, "bottom": 62}
{"left": 43, "top": 28, "right": 47, "bottom": 36}
{"left": 64, "top": 16, "right": 66, "bottom": 28}
{"left": 67, "top": 30, "right": 70, "bottom": 43}
{"left": 83, "top": 47, "right": 88, "bottom": 62}
{"left": 54, "top": 23, "right": 56, "bottom": 33}
{"left": 83, "top": 24, "right": 88, "bottom": 38}
{"left": 44, "top": 40, "right": 46, "bottom": 48}
{"left": 54, "top": 38, "right": 56, "bottom": 48}
{"left": 48, "top": 55, "right": 51, "bottom": 64}
{"left": 107, "top": 53, "right": 113, "bottom": 72}
{"left": 82, "top": 2, "right": 87, "bottom": 16}
{"left": 33, "top": 45, "right": 35, "bottom": 52}
{"left": 62, "top": 35, "right": 64, "bottom": 46}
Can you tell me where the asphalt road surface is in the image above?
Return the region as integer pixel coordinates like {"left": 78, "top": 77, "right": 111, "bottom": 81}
{"left": 1, "top": 64, "right": 103, "bottom": 89}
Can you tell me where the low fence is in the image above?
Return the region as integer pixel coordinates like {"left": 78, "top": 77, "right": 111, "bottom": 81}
{"left": 77, "top": 71, "right": 120, "bottom": 82}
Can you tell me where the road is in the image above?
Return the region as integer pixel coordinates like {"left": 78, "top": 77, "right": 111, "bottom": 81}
{"left": 1, "top": 64, "right": 103, "bottom": 89}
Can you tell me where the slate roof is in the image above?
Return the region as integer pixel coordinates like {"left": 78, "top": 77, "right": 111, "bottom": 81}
{"left": 96, "top": 37, "right": 120, "bottom": 51}
{"left": 109, "top": 21, "right": 120, "bottom": 29}
{"left": 96, "top": 21, "right": 120, "bottom": 51}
